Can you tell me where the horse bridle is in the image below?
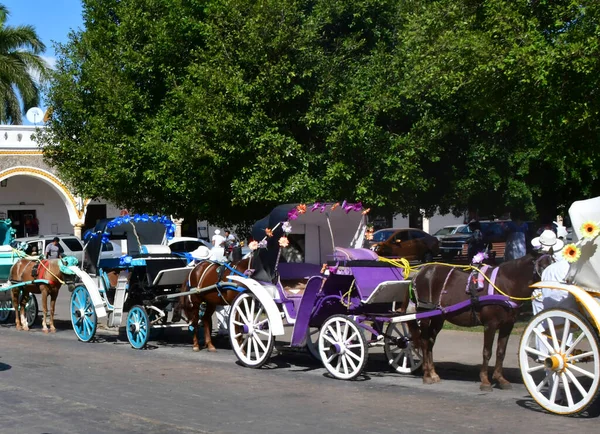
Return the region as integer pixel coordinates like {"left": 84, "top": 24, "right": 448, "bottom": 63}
{"left": 534, "top": 253, "right": 554, "bottom": 279}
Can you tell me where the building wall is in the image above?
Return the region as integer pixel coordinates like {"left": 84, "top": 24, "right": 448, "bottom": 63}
{"left": 392, "top": 212, "right": 464, "bottom": 234}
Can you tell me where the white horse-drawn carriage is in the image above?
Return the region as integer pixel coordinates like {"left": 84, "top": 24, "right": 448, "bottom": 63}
{"left": 519, "top": 196, "right": 600, "bottom": 415}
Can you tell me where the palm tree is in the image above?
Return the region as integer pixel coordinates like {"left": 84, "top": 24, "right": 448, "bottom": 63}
{"left": 0, "top": 4, "right": 49, "bottom": 124}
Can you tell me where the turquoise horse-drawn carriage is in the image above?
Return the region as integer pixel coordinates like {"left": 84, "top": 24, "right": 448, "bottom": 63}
{"left": 0, "top": 218, "right": 39, "bottom": 327}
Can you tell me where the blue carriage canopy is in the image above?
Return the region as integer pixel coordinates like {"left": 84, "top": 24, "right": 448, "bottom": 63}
{"left": 249, "top": 202, "right": 368, "bottom": 283}
{"left": 83, "top": 214, "right": 176, "bottom": 269}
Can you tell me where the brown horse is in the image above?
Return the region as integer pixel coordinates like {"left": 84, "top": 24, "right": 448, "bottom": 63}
{"left": 409, "top": 252, "right": 553, "bottom": 391}
{"left": 179, "top": 258, "right": 250, "bottom": 352}
{"left": 9, "top": 258, "right": 73, "bottom": 333}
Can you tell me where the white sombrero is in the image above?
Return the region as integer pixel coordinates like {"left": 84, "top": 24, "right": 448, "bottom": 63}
{"left": 190, "top": 245, "right": 211, "bottom": 260}
{"left": 531, "top": 229, "right": 564, "bottom": 253}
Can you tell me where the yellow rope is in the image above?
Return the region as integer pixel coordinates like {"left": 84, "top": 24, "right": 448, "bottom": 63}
{"left": 340, "top": 279, "right": 356, "bottom": 308}
{"left": 11, "top": 248, "right": 66, "bottom": 285}
{"left": 377, "top": 257, "right": 535, "bottom": 302}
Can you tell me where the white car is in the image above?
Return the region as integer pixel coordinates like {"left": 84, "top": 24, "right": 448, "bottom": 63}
{"left": 14, "top": 234, "right": 84, "bottom": 263}
{"left": 432, "top": 224, "right": 468, "bottom": 241}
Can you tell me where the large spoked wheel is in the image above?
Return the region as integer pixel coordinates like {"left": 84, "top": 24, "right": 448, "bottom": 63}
{"left": 383, "top": 322, "right": 423, "bottom": 374}
{"left": 305, "top": 327, "right": 321, "bottom": 362}
{"left": 70, "top": 286, "right": 97, "bottom": 342}
{"left": 318, "top": 315, "right": 368, "bottom": 380}
{"left": 229, "top": 292, "right": 274, "bottom": 368}
{"left": 23, "top": 293, "right": 39, "bottom": 329}
{"left": 126, "top": 305, "right": 150, "bottom": 349}
{"left": 0, "top": 299, "right": 13, "bottom": 323}
{"left": 519, "top": 308, "right": 600, "bottom": 415}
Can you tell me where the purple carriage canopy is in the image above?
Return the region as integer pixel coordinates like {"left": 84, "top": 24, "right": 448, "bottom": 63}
{"left": 249, "top": 202, "right": 368, "bottom": 283}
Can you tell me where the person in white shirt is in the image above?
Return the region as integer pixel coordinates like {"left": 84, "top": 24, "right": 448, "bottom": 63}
{"left": 210, "top": 229, "right": 226, "bottom": 262}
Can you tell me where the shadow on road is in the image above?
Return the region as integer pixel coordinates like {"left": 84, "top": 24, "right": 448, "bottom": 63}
{"left": 515, "top": 398, "right": 600, "bottom": 419}
{"left": 0, "top": 361, "right": 11, "bottom": 371}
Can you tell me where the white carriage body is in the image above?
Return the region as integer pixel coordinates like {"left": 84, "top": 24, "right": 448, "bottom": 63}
{"left": 566, "top": 196, "right": 600, "bottom": 292}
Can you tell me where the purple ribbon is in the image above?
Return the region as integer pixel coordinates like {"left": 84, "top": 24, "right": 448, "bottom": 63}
{"left": 342, "top": 201, "right": 363, "bottom": 214}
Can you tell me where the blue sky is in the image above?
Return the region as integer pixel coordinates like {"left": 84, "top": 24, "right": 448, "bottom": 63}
{"left": 3, "top": 0, "right": 83, "bottom": 123}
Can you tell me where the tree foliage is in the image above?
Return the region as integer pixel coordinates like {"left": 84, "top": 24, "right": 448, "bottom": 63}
{"left": 41, "top": 0, "right": 600, "bottom": 225}
{"left": 0, "top": 4, "right": 48, "bottom": 124}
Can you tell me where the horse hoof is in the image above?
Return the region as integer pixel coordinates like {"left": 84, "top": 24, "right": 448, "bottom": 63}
{"left": 193, "top": 346, "right": 200, "bottom": 352}
{"left": 497, "top": 382, "right": 512, "bottom": 390}
{"left": 423, "top": 376, "right": 441, "bottom": 385}
{"left": 43, "top": 329, "right": 49, "bottom": 334}
{"left": 480, "top": 384, "right": 493, "bottom": 392}
{"left": 15, "top": 325, "right": 22, "bottom": 331}
{"left": 207, "top": 347, "right": 217, "bottom": 353}
{"left": 50, "top": 329, "right": 56, "bottom": 334}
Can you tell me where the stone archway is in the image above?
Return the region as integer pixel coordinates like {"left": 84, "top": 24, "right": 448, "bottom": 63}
{"left": 0, "top": 166, "right": 89, "bottom": 238}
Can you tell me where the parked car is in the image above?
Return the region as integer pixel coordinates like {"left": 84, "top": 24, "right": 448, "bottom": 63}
{"left": 15, "top": 234, "right": 84, "bottom": 263}
{"left": 99, "top": 240, "right": 123, "bottom": 259}
{"left": 366, "top": 228, "right": 439, "bottom": 262}
{"left": 438, "top": 220, "right": 512, "bottom": 260}
{"left": 432, "top": 224, "right": 468, "bottom": 241}
{"left": 168, "top": 237, "right": 212, "bottom": 254}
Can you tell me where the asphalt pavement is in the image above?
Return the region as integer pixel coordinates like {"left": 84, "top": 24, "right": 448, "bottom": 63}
{"left": 1, "top": 289, "right": 599, "bottom": 433}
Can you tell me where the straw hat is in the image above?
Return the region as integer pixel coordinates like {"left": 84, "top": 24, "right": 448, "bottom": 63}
{"left": 531, "top": 229, "right": 564, "bottom": 253}
{"left": 214, "top": 229, "right": 221, "bottom": 235}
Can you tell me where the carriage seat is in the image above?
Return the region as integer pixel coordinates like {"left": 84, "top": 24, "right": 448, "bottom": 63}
{"left": 332, "top": 247, "right": 379, "bottom": 261}
{"left": 278, "top": 263, "right": 323, "bottom": 296}
{"left": 139, "top": 244, "right": 172, "bottom": 254}
{"left": 0, "top": 245, "right": 12, "bottom": 252}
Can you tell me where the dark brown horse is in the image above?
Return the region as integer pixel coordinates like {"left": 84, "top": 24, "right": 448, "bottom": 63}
{"left": 9, "top": 258, "right": 71, "bottom": 332}
{"left": 179, "top": 258, "right": 250, "bottom": 352}
{"left": 409, "top": 252, "right": 553, "bottom": 391}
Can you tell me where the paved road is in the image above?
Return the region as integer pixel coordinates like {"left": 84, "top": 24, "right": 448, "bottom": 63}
{"left": 1, "top": 294, "right": 599, "bottom": 434}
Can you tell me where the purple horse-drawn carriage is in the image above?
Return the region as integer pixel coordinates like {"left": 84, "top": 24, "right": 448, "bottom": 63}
{"left": 225, "top": 202, "right": 521, "bottom": 380}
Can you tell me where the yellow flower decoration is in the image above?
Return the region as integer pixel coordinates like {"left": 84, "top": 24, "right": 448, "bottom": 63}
{"left": 581, "top": 221, "right": 599, "bottom": 239}
{"left": 563, "top": 243, "right": 581, "bottom": 263}
{"left": 331, "top": 202, "right": 340, "bottom": 210}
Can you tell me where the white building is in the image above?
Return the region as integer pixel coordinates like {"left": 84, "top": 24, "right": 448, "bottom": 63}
{"left": 0, "top": 125, "right": 121, "bottom": 238}
{"left": 393, "top": 210, "right": 465, "bottom": 235}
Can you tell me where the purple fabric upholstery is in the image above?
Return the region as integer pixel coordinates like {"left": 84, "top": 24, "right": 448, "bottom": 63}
{"left": 332, "top": 247, "right": 379, "bottom": 261}
{"left": 278, "top": 262, "right": 323, "bottom": 280}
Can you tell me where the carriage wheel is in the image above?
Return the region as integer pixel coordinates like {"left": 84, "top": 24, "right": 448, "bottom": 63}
{"left": 126, "top": 305, "right": 150, "bottom": 349}
{"left": 23, "top": 293, "right": 39, "bottom": 329}
{"left": 229, "top": 292, "right": 274, "bottom": 368}
{"left": 519, "top": 308, "right": 600, "bottom": 415}
{"left": 305, "top": 327, "right": 321, "bottom": 362}
{"left": 318, "top": 315, "right": 368, "bottom": 380}
{"left": 383, "top": 322, "right": 423, "bottom": 374}
{"left": 0, "top": 299, "right": 12, "bottom": 323}
{"left": 70, "top": 286, "right": 97, "bottom": 342}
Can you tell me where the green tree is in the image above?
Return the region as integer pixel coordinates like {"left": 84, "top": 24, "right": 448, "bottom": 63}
{"left": 41, "top": 0, "right": 600, "bottom": 225}
{"left": 0, "top": 4, "right": 48, "bottom": 124}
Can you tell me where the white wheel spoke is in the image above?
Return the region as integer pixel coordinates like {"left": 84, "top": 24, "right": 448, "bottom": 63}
{"left": 560, "top": 318, "right": 571, "bottom": 353}
{"left": 526, "top": 364, "right": 546, "bottom": 374}
{"left": 533, "top": 328, "right": 555, "bottom": 354}
{"left": 549, "top": 373, "right": 560, "bottom": 402}
{"left": 249, "top": 298, "right": 256, "bottom": 321}
{"left": 524, "top": 345, "right": 549, "bottom": 359}
{"left": 345, "top": 343, "right": 362, "bottom": 349}
{"left": 252, "top": 336, "right": 263, "bottom": 358}
{"left": 567, "top": 362, "right": 596, "bottom": 380}
{"left": 535, "top": 375, "right": 550, "bottom": 392}
{"left": 345, "top": 332, "right": 359, "bottom": 344}
{"left": 392, "top": 351, "right": 403, "bottom": 366}
{"left": 547, "top": 319, "right": 560, "bottom": 353}
{"left": 253, "top": 305, "right": 264, "bottom": 323}
{"left": 564, "top": 333, "right": 586, "bottom": 357}
{"left": 254, "top": 329, "right": 271, "bottom": 338}
{"left": 342, "top": 322, "right": 349, "bottom": 342}
{"left": 565, "top": 368, "right": 588, "bottom": 398}
{"left": 323, "top": 333, "right": 337, "bottom": 346}
{"left": 568, "top": 351, "right": 594, "bottom": 362}
{"left": 326, "top": 353, "right": 337, "bottom": 364}
{"left": 255, "top": 318, "right": 269, "bottom": 328}
{"left": 335, "top": 321, "right": 341, "bottom": 342}
{"left": 401, "top": 353, "right": 409, "bottom": 369}
{"left": 253, "top": 335, "right": 267, "bottom": 354}
{"left": 560, "top": 372, "right": 575, "bottom": 408}
{"left": 335, "top": 356, "right": 342, "bottom": 373}
{"left": 246, "top": 333, "right": 253, "bottom": 359}
{"left": 236, "top": 306, "right": 250, "bottom": 326}
{"left": 232, "top": 320, "right": 245, "bottom": 327}
{"left": 345, "top": 349, "right": 362, "bottom": 363}
{"left": 341, "top": 355, "right": 349, "bottom": 375}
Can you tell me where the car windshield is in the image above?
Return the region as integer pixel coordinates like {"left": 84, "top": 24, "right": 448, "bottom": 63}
{"left": 372, "top": 230, "right": 395, "bottom": 242}
{"left": 457, "top": 225, "right": 471, "bottom": 234}
{"left": 434, "top": 227, "right": 456, "bottom": 236}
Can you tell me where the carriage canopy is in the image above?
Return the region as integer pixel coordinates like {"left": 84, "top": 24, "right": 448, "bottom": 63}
{"left": 250, "top": 202, "right": 367, "bottom": 282}
{"left": 567, "top": 196, "right": 600, "bottom": 290}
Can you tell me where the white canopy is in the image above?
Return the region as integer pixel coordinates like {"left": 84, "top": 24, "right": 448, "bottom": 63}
{"left": 566, "top": 196, "right": 600, "bottom": 290}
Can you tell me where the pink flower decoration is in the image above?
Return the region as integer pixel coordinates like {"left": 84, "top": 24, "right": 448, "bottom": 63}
{"left": 249, "top": 241, "right": 259, "bottom": 251}
{"left": 279, "top": 237, "right": 290, "bottom": 248}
